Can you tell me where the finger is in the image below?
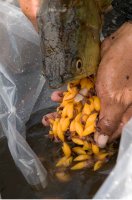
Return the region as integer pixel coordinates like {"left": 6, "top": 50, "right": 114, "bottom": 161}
{"left": 108, "top": 123, "right": 122, "bottom": 143}
{"left": 19, "top": 0, "right": 40, "bottom": 31}
{"left": 109, "top": 105, "right": 132, "bottom": 142}
{"left": 97, "top": 100, "right": 126, "bottom": 136}
{"left": 94, "top": 131, "right": 109, "bottom": 148}
{"left": 101, "top": 37, "right": 112, "bottom": 57}
{"left": 42, "top": 112, "right": 57, "bottom": 126}
{"left": 51, "top": 91, "right": 64, "bottom": 102}
{"left": 97, "top": 134, "right": 109, "bottom": 148}
{"left": 94, "top": 132, "right": 100, "bottom": 143}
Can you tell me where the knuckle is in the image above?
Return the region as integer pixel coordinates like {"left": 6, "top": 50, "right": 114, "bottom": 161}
{"left": 97, "top": 118, "right": 116, "bottom": 136}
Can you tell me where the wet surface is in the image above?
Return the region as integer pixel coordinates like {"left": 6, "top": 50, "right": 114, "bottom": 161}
{"left": 0, "top": 137, "right": 38, "bottom": 199}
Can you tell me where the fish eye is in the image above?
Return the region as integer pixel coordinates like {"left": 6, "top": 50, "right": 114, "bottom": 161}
{"left": 76, "top": 59, "right": 83, "bottom": 72}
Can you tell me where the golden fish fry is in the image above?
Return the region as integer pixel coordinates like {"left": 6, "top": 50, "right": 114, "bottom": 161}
{"left": 82, "top": 103, "right": 91, "bottom": 115}
{"left": 49, "top": 131, "right": 54, "bottom": 135}
{"left": 80, "top": 78, "right": 94, "bottom": 90}
{"left": 61, "top": 102, "right": 73, "bottom": 118}
{"left": 71, "top": 137, "right": 84, "bottom": 145}
{"left": 80, "top": 78, "right": 88, "bottom": 89}
{"left": 56, "top": 156, "right": 68, "bottom": 167}
{"left": 56, "top": 156, "right": 73, "bottom": 167}
{"left": 92, "top": 143, "right": 100, "bottom": 155}
{"left": 67, "top": 103, "right": 74, "bottom": 119}
{"left": 67, "top": 82, "right": 73, "bottom": 93}
{"left": 65, "top": 156, "right": 73, "bottom": 166}
{"left": 63, "top": 91, "right": 71, "bottom": 100}
{"left": 70, "top": 120, "right": 76, "bottom": 132}
{"left": 60, "top": 99, "right": 73, "bottom": 107}
{"left": 59, "top": 117, "right": 65, "bottom": 125}
{"left": 71, "top": 161, "right": 88, "bottom": 170}
{"left": 61, "top": 118, "right": 70, "bottom": 132}
{"left": 63, "top": 88, "right": 78, "bottom": 101}
{"left": 93, "top": 96, "right": 101, "bottom": 111}
{"left": 57, "top": 122, "right": 65, "bottom": 142}
{"left": 96, "top": 152, "right": 109, "bottom": 160}
{"left": 74, "top": 154, "right": 91, "bottom": 162}
{"left": 94, "top": 161, "right": 104, "bottom": 171}
{"left": 49, "top": 118, "right": 54, "bottom": 125}
{"left": 72, "top": 147, "right": 86, "bottom": 155}
{"left": 82, "top": 124, "right": 95, "bottom": 136}
{"left": 89, "top": 98, "right": 95, "bottom": 112}
{"left": 81, "top": 114, "right": 88, "bottom": 123}
{"left": 83, "top": 141, "right": 92, "bottom": 150}
{"left": 75, "top": 121, "right": 84, "bottom": 137}
{"left": 52, "top": 119, "right": 59, "bottom": 136}
{"left": 86, "top": 79, "right": 94, "bottom": 90}
{"left": 85, "top": 113, "right": 98, "bottom": 127}
{"left": 75, "top": 102, "right": 83, "bottom": 113}
{"left": 62, "top": 106, "right": 68, "bottom": 118}
{"left": 75, "top": 113, "right": 82, "bottom": 122}
{"left": 55, "top": 172, "right": 71, "bottom": 182}
{"left": 62, "top": 142, "right": 71, "bottom": 157}
{"left": 67, "top": 84, "right": 78, "bottom": 94}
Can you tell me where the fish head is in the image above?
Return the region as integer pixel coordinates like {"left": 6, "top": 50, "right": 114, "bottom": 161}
{"left": 38, "top": 0, "right": 102, "bottom": 88}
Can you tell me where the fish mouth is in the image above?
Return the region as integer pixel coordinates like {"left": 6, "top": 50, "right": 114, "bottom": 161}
{"left": 48, "top": 73, "right": 73, "bottom": 89}
{"left": 49, "top": 78, "right": 63, "bottom": 89}
{"left": 48, "top": 72, "right": 91, "bottom": 89}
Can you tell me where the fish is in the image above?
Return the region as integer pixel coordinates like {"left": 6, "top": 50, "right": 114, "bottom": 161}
{"left": 37, "top": 0, "right": 112, "bottom": 88}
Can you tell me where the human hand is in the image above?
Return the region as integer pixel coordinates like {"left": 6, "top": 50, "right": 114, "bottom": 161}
{"left": 43, "top": 22, "right": 132, "bottom": 148}
{"left": 95, "top": 22, "right": 132, "bottom": 147}
{"left": 42, "top": 91, "right": 64, "bottom": 126}
{"left": 22, "top": 1, "right": 132, "bottom": 147}
{"left": 19, "top": 0, "right": 40, "bottom": 31}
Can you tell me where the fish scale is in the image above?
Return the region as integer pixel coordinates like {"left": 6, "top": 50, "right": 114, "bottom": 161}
{"left": 37, "top": 0, "right": 111, "bottom": 88}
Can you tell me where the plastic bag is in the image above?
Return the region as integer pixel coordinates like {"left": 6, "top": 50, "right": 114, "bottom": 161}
{"left": 0, "top": 2, "right": 47, "bottom": 188}
{"left": 94, "top": 118, "right": 132, "bottom": 199}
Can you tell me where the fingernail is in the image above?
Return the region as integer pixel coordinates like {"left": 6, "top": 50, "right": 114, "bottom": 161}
{"left": 44, "top": 116, "right": 48, "bottom": 121}
{"left": 97, "top": 135, "right": 109, "bottom": 148}
{"left": 59, "top": 93, "right": 63, "bottom": 97}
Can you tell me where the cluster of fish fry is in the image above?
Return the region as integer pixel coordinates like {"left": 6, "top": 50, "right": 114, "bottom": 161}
{"left": 49, "top": 77, "right": 116, "bottom": 172}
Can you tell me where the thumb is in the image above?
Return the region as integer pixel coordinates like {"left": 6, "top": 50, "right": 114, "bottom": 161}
{"left": 97, "top": 100, "right": 126, "bottom": 136}
{"left": 109, "top": 105, "right": 132, "bottom": 142}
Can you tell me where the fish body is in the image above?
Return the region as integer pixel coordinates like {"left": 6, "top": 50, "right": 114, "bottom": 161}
{"left": 38, "top": 0, "right": 111, "bottom": 88}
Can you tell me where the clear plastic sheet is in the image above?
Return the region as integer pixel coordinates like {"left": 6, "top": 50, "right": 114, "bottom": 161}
{"left": 0, "top": 2, "right": 47, "bottom": 188}
{"left": 94, "top": 118, "right": 132, "bottom": 199}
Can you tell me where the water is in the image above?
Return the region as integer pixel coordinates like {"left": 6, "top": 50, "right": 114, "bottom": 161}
{"left": 26, "top": 108, "right": 117, "bottom": 199}
{"left": 0, "top": 107, "right": 117, "bottom": 198}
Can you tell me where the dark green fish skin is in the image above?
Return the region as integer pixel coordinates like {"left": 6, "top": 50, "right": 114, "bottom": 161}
{"left": 37, "top": 0, "right": 111, "bottom": 88}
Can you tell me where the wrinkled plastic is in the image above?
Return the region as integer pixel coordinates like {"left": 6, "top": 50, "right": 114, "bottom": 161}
{"left": 95, "top": 118, "right": 132, "bottom": 199}
{"left": 0, "top": 2, "right": 47, "bottom": 188}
